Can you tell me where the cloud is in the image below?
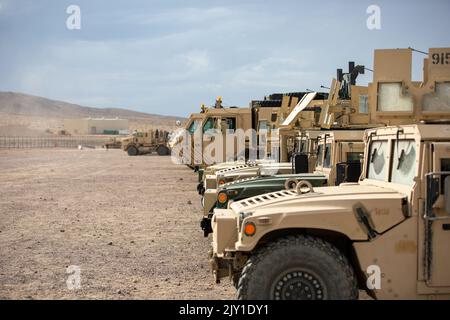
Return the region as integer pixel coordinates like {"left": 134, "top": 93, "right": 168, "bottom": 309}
{"left": 182, "top": 50, "right": 210, "bottom": 72}
{"left": 1, "top": 1, "right": 449, "bottom": 117}
{"left": 123, "top": 6, "right": 234, "bottom": 26}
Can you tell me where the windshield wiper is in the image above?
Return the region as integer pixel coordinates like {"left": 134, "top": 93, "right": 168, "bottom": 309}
{"left": 397, "top": 149, "right": 406, "bottom": 169}
{"left": 370, "top": 148, "right": 378, "bottom": 163}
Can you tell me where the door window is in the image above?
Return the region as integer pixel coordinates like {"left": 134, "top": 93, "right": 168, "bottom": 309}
{"left": 188, "top": 120, "right": 199, "bottom": 134}
{"left": 391, "top": 140, "right": 417, "bottom": 186}
{"left": 203, "top": 118, "right": 216, "bottom": 133}
{"left": 368, "top": 140, "right": 389, "bottom": 181}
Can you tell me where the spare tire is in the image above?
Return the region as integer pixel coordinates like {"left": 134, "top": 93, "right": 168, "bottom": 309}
{"left": 284, "top": 178, "right": 299, "bottom": 190}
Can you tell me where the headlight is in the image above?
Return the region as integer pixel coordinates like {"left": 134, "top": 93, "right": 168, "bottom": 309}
{"left": 217, "top": 191, "right": 228, "bottom": 204}
{"left": 243, "top": 222, "right": 256, "bottom": 237}
{"left": 239, "top": 211, "right": 253, "bottom": 227}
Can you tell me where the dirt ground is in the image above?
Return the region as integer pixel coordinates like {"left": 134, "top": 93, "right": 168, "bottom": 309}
{"left": 0, "top": 149, "right": 234, "bottom": 299}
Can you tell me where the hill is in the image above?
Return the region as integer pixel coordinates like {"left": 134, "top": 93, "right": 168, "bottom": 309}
{"left": 0, "top": 92, "right": 185, "bottom": 136}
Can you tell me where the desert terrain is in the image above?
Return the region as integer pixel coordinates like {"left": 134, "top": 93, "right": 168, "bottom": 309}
{"left": 0, "top": 92, "right": 185, "bottom": 136}
{"left": 0, "top": 148, "right": 234, "bottom": 299}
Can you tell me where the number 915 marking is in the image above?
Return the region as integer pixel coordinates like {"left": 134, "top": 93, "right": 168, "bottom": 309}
{"left": 432, "top": 52, "right": 450, "bottom": 65}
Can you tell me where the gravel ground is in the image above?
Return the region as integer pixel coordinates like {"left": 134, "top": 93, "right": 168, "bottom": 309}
{"left": 0, "top": 148, "right": 234, "bottom": 299}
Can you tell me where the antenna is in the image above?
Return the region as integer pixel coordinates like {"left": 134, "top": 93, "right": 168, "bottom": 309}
{"left": 408, "top": 47, "right": 428, "bottom": 56}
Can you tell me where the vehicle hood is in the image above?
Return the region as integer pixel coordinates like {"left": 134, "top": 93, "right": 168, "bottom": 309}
{"left": 223, "top": 173, "right": 327, "bottom": 189}
{"left": 230, "top": 184, "right": 408, "bottom": 235}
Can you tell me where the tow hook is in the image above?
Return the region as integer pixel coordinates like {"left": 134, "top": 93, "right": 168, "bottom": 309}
{"left": 197, "top": 183, "right": 205, "bottom": 195}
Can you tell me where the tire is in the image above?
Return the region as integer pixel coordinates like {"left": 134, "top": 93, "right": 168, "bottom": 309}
{"left": 236, "top": 235, "right": 358, "bottom": 300}
{"left": 157, "top": 145, "right": 170, "bottom": 156}
{"left": 127, "top": 146, "right": 138, "bottom": 156}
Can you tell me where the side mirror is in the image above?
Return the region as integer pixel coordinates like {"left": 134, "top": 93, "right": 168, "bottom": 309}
{"left": 445, "top": 176, "right": 450, "bottom": 214}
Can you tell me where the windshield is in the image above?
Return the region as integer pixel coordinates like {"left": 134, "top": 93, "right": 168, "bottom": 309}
{"left": 391, "top": 140, "right": 417, "bottom": 186}
{"left": 323, "top": 143, "right": 332, "bottom": 168}
{"left": 187, "top": 120, "right": 199, "bottom": 135}
{"left": 258, "top": 120, "right": 269, "bottom": 132}
{"left": 203, "top": 118, "right": 216, "bottom": 133}
{"left": 368, "top": 140, "right": 389, "bottom": 181}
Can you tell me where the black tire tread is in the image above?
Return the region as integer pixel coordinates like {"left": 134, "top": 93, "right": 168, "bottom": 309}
{"left": 236, "top": 235, "right": 358, "bottom": 300}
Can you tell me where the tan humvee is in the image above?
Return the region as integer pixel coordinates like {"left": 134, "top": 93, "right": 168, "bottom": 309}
{"left": 209, "top": 47, "right": 450, "bottom": 300}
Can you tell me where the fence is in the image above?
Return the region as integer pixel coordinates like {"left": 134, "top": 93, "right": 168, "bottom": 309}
{"left": 0, "top": 136, "right": 112, "bottom": 149}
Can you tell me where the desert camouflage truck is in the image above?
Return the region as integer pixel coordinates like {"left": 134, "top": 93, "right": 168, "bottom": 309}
{"left": 121, "top": 129, "right": 170, "bottom": 156}
{"left": 198, "top": 92, "right": 330, "bottom": 193}
{"left": 204, "top": 60, "right": 369, "bottom": 188}
{"left": 194, "top": 93, "right": 317, "bottom": 179}
{"left": 200, "top": 64, "right": 371, "bottom": 224}
{"left": 209, "top": 47, "right": 450, "bottom": 300}
{"left": 276, "top": 92, "right": 328, "bottom": 162}
{"left": 169, "top": 113, "right": 204, "bottom": 168}
{"left": 171, "top": 97, "right": 255, "bottom": 170}
{"left": 194, "top": 98, "right": 283, "bottom": 184}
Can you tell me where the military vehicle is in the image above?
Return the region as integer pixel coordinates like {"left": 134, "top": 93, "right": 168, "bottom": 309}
{"left": 121, "top": 129, "right": 170, "bottom": 156}
{"left": 173, "top": 94, "right": 326, "bottom": 170}
{"left": 199, "top": 59, "right": 369, "bottom": 194}
{"left": 209, "top": 47, "right": 450, "bottom": 300}
{"left": 169, "top": 113, "right": 204, "bottom": 167}
{"left": 197, "top": 91, "right": 330, "bottom": 193}
{"left": 199, "top": 62, "right": 372, "bottom": 230}
{"left": 169, "top": 98, "right": 253, "bottom": 169}
{"left": 200, "top": 130, "right": 365, "bottom": 236}
{"left": 103, "top": 137, "right": 122, "bottom": 149}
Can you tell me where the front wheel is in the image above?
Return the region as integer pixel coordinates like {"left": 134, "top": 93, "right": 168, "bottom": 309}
{"left": 236, "top": 235, "right": 358, "bottom": 300}
{"left": 157, "top": 145, "right": 170, "bottom": 156}
{"left": 127, "top": 146, "right": 138, "bottom": 156}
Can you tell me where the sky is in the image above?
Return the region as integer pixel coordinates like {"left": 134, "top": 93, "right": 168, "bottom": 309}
{"left": 0, "top": 0, "right": 449, "bottom": 117}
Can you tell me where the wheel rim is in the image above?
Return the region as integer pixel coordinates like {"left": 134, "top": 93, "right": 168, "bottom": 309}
{"left": 271, "top": 269, "right": 326, "bottom": 300}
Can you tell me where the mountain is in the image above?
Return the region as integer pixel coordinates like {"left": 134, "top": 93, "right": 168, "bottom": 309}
{"left": 0, "top": 92, "right": 185, "bottom": 136}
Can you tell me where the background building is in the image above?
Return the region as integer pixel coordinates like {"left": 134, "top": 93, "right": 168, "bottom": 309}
{"left": 63, "top": 117, "right": 129, "bottom": 135}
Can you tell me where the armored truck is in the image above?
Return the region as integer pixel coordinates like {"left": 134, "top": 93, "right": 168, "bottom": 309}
{"left": 121, "top": 129, "right": 170, "bottom": 156}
